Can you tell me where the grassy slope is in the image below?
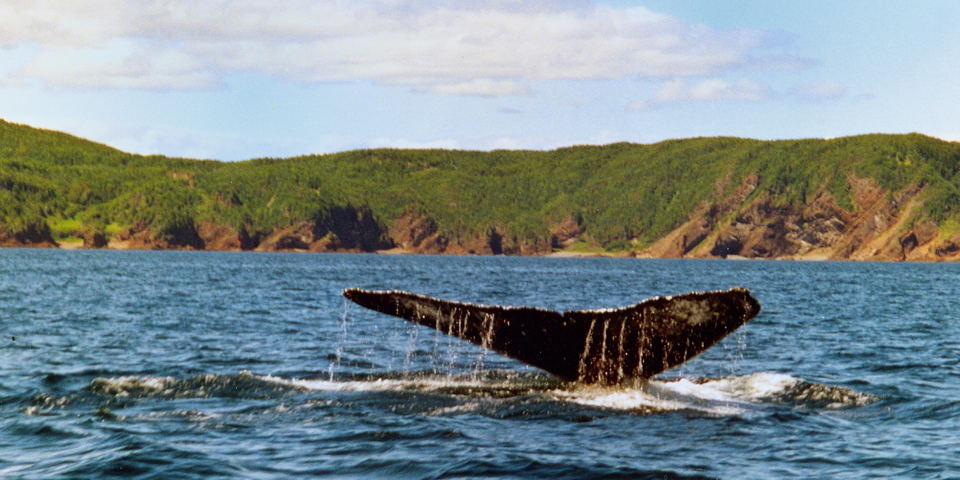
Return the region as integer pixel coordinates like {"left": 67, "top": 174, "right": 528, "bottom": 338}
{"left": 2, "top": 118, "right": 959, "bottom": 251}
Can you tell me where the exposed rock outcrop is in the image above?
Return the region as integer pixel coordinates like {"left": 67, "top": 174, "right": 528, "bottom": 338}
{"left": 252, "top": 206, "right": 392, "bottom": 253}
{"left": 388, "top": 211, "right": 448, "bottom": 253}
{"left": 9, "top": 169, "right": 960, "bottom": 262}
{"left": 643, "top": 174, "right": 759, "bottom": 257}
{"left": 196, "top": 222, "right": 245, "bottom": 251}
{"left": 384, "top": 211, "right": 553, "bottom": 256}
{"left": 317, "top": 206, "right": 391, "bottom": 252}
{"left": 255, "top": 222, "right": 315, "bottom": 252}
{"left": 647, "top": 174, "right": 956, "bottom": 262}
{"left": 110, "top": 225, "right": 202, "bottom": 250}
{"left": 550, "top": 215, "right": 582, "bottom": 249}
{"left": 82, "top": 231, "right": 108, "bottom": 248}
{"left": 0, "top": 222, "right": 58, "bottom": 248}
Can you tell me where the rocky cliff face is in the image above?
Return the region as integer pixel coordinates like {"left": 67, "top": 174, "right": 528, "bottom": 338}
{"left": 383, "top": 211, "right": 552, "bottom": 256}
{"left": 95, "top": 206, "right": 392, "bottom": 253}
{"left": 108, "top": 222, "right": 204, "bottom": 250}
{"left": 198, "top": 206, "right": 393, "bottom": 253}
{"left": 0, "top": 221, "right": 57, "bottom": 248}
{"left": 387, "top": 211, "right": 447, "bottom": 253}
{"left": 644, "top": 176, "right": 960, "bottom": 262}
{"left": 11, "top": 173, "right": 960, "bottom": 262}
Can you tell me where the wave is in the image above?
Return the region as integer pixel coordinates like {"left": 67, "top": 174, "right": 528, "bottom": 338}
{"left": 85, "top": 371, "right": 307, "bottom": 400}
{"left": 552, "top": 373, "right": 875, "bottom": 415}
{"left": 23, "top": 370, "right": 874, "bottom": 419}
{"left": 289, "top": 371, "right": 874, "bottom": 414}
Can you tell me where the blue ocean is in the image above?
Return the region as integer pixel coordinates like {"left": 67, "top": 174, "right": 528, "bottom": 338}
{"left": 2, "top": 249, "right": 958, "bottom": 478}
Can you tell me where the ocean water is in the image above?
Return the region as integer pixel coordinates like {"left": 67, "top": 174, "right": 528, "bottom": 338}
{"left": 1, "top": 249, "right": 958, "bottom": 479}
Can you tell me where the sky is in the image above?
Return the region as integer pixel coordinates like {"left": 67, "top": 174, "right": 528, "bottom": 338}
{"left": 0, "top": 0, "right": 957, "bottom": 161}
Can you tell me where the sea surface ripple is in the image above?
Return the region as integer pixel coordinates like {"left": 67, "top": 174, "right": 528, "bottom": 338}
{"left": 2, "top": 250, "right": 959, "bottom": 478}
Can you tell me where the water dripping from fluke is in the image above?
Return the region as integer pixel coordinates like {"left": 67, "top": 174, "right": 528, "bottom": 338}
{"left": 328, "top": 298, "right": 352, "bottom": 381}
{"left": 342, "top": 287, "right": 761, "bottom": 386}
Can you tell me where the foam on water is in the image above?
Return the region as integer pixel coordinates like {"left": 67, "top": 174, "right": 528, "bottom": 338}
{"left": 551, "top": 372, "right": 801, "bottom": 415}
{"left": 696, "top": 371, "right": 801, "bottom": 400}
{"left": 71, "top": 370, "right": 874, "bottom": 418}
{"left": 285, "top": 371, "right": 872, "bottom": 415}
{"left": 292, "top": 377, "right": 485, "bottom": 392}
{"left": 7, "top": 249, "right": 960, "bottom": 479}
{"left": 85, "top": 371, "right": 307, "bottom": 400}
{"left": 88, "top": 375, "right": 179, "bottom": 397}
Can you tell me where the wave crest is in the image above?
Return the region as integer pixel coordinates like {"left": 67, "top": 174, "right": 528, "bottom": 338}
{"left": 54, "top": 370, "right": 875, "bottom": 418}
{"left": 552, "top": 372, "right": 875, "bottom": 415}
{"left": 87, "top": 371, "right": 305, "bottom": 400}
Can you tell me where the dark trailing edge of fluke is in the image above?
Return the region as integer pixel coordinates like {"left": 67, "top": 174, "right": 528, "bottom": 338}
{"left": 342, "top": 287, "right": 761, "bottom": 385}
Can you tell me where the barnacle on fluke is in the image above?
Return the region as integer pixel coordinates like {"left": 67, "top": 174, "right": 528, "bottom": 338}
{"left": 343, "top": 288, "right": 760, "bottom": 385}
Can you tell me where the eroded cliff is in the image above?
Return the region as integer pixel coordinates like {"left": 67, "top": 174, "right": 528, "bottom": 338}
{"left": 643, "top": 175, "right": 959, "bottom": 261}
{"left": 4, "top": 119, "right": 960, "bottom": 261}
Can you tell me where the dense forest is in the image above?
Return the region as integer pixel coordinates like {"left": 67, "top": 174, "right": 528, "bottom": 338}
{"left": 2, "top": 118, "right": 960, "bottom": 261}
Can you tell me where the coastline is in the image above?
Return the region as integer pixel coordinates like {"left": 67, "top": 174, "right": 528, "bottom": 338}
{"left": 1, "top": 241, "right": 956, "bottom": 263}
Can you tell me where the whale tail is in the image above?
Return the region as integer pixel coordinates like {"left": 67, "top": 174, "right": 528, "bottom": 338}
{"left": 343, "top": 288, "right": 760, "bottom": 385}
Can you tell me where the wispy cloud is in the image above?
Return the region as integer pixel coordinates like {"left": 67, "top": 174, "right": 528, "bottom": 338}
{"left": 18, "top": 40, "right": 221, "bottom": 90}
{"left": 792, "top": 81, "right": 847, "bottom": 100}
{"left": 22, "top": 119, "right": 297, "bottom": 160}
{"left": 425, "top": 79, "right": 530, "bottom": 97}
{"left": 630, "top": 77, "right": 771, "bottom": 110}
{"left": 369, "top": 136, "right": 462, "bottom": 150}
{"left": 929, "top": 132, "right": 960, "bottom": 143}
{"left": 0, "top": 0, "right": 777, "bottom": 96}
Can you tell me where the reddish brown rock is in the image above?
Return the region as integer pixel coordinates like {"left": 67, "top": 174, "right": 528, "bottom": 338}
{"left": 255, "top": 222, "right": 314, "bottom": 252}
{"left": 197, "top": 222, "right": 243, "bottom": 251}
{"left": 550, "top": 215, "right": 582, "bottom": 249}
{"left": 0, "top": 222, "right": 58, "bottom": 248}
{"left": 111, "top": 224, "right": 202, "bottom": 250}
{"left": 82, "top": 231, "right": 108, "bottom": 248}
{"left": 388, "top": 211, "right": 447, "bottom": 253}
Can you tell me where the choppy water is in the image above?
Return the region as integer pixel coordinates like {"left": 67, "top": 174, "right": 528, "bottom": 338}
{"left": 1, "top": 250, "right": 958, "bottom": 478}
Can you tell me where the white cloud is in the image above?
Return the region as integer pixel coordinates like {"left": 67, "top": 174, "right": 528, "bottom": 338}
{"left": 426, "top": 79, "right": 530, "bottom": 97}
{"left": 465, "top": 130, "right": 628, "bottom": 151}
{"left": 363, "top": 130, "right": 628, "bottom": 153}
{"left": 486, "top": 136, "right": 529, "bottom": 150}
{"left": 660, "top": 78, "right": 768, "bottom": 102}
{"left": 0, "top": 0, "right": 774, "bottom": 95}
{"left": 369, "top": 136, "right": 462, "bottom": 150}
{"left": 69, "top": 122, "right": 297, "bottom": 160}
{"left": 929, "top": 132, "right": 960, "bottom": 143}
{"left": 792, "top": 81, "right": 847, "bottom": 99}
{"left": 18, "top": 40, "right": 220, "bottom": 90}
{"left": 631, "top": 77, "right": 771, "bottom": 110}
{"left": 626, "top": 99, "right": 651, "bottom": 112}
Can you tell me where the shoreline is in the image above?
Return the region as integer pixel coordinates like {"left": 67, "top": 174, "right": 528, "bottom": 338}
{"left": 1, "top": 242, "right": 957, "bottom": 263}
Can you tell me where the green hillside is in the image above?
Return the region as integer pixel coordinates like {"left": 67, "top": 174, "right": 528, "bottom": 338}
{"left": 2, "top": 118, "right": 960, "bottom": 256}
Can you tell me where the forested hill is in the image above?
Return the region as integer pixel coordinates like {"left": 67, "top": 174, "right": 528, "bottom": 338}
{"left": 3, "top": 118, "right": 960, "bottom": 261}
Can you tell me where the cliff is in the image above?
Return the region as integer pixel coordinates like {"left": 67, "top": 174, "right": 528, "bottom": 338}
{"left": 2, "top": 118, "right": 960, "bottom": 261}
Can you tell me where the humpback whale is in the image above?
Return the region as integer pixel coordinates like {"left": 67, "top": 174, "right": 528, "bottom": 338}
{"left": 343, "top": 288, "right": 760, "bottom": 385}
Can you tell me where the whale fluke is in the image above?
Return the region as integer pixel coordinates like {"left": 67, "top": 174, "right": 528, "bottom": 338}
{"left": 343, "top": 287, "right": 760, "bottom": 385}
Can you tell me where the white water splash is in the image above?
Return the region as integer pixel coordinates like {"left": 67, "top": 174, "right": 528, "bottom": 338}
{"left": 697, "top": 372, "right": 800, "bottom": 400}
{"left": 289, "top": 377, "right": 489, "bottom": 393}
{"left": 89, "top": 375, "right": 179, "bottom": 397}
{"left": 328, "top": 301, "right": 351, "bottom": 380}
{"left": 82, "top": 371, "right": 870, "bottom": 416}
{"left": 552, "top": 372, "right": 802, "bottom": 416}
{"left": 290, "top": 371, "right": 816, "bottom": 416}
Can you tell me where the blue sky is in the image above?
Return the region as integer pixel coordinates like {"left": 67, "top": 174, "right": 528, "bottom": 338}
{"left": 1, "top": 0, "right": 957, "bottom": 160}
